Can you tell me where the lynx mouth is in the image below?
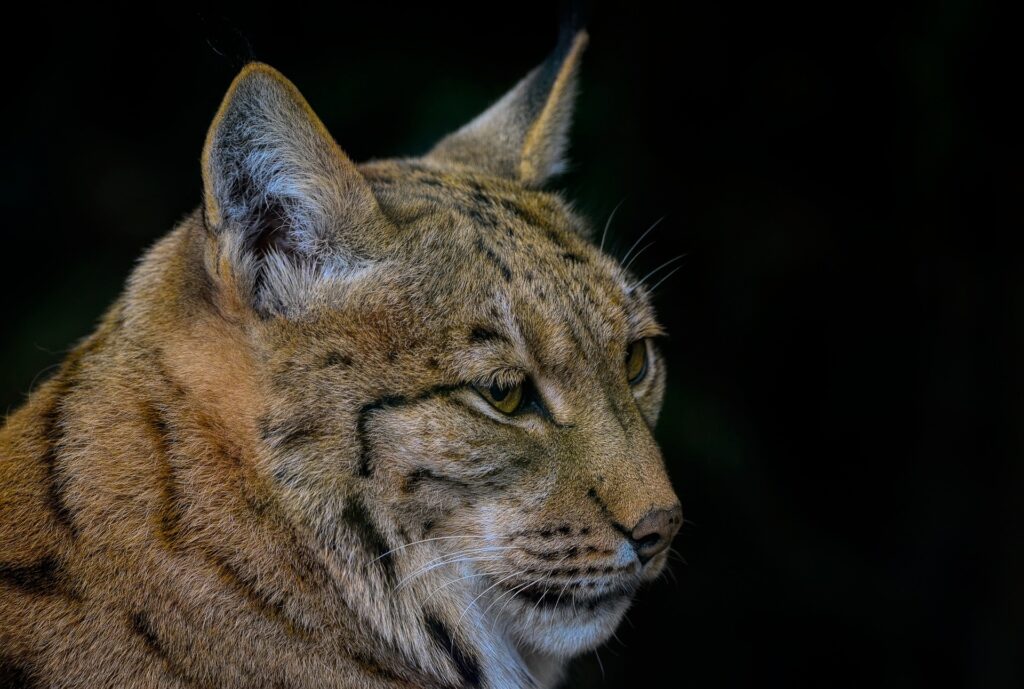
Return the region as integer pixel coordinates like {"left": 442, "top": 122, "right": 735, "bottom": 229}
{"left": 496, "top": 579, "right": 637, "bottom": 614}
{"left": 516, "top": 584, "right": 631, "bottom": 611}
{"left": 479, "top": 571, "right": 640, "bottom": 656}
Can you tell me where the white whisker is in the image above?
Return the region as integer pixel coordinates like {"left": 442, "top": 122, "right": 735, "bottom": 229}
{"left": 422, "top": 570, "right": 495, "bottom": 605}
{"left": 621, "top": 242, "right": 654, "bottom": 273}
{"left": 527, "top": 552, "right": 574, "bottom": 618}
{"left": 483, "top": 582, "right": 524, "bottom": 625}
{"left": 600, "top": 199, "right": 625, "bottom": 252}
{"left": 620, "top": 216, "right": 664, "bottom": 267}
{"left": 631, "top": 254, "right": 686, "bottom": 291}
{"left": 552, "top": 570, "right": 577, "bottom": 610}
{"left": 491, "top": 578, "right": 538, "bottom": 626}
{"left": 646, "top": 264, "right": 683, "bottom": 293}
{"left": 393, "top": 547, "right": 515, "bottom": 592}
{"left": 394, "top": 556, "right": 505, "bottom": 593}
{"left": 369, "top": 535, "right": 492, "bottom": 565}
{"left": 456, "top": 570, "right": 524, "bottom": 629}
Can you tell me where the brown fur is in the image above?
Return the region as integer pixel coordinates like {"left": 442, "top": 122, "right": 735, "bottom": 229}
{"left": 0, "top": 30, "right": 680, "bottom": 689}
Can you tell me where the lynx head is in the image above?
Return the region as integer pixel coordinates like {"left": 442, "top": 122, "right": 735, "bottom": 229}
{"left": 195, "top": 29, "right": 680, "bottom": 660}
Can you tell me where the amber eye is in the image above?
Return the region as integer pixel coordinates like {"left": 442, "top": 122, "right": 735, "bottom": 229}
{"left": 625, "top": 340, "right": 648, "bottom": 384}
{"left": 475, "top": 380, "right": 525, "bottom": 414}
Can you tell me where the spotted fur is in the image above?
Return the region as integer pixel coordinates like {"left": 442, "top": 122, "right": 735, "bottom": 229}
{"left": 0, "top": 29, "right": 680, "bottom": 689}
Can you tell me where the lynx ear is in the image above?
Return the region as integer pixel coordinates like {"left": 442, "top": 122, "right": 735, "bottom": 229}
{"left": 427, "top": 30, "right": 588, "bottom": 187}
{"left": 202, "top": 63, "right": 384, "bottom": 311}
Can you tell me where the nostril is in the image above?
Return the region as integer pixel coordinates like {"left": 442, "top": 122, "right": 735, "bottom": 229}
{"left": 629, "top": 504, "right": 682, "bottom": 565}
{"left": 634, "top": 533, "right": 662, "bottom": 551}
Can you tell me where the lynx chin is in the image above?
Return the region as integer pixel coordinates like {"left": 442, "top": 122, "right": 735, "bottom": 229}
{"left": 0, "top": 28, "right": 682, "bottom": 689}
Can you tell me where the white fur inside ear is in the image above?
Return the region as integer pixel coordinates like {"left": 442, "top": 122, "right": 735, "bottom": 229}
{"left": 258, "top": 251, "right": 377, "bottom": 317}
{"left": 233, "top": 139, "right": 341, "bottom": 255}
{"left": 201, "top": 64, "right": 391, "bottom": 317}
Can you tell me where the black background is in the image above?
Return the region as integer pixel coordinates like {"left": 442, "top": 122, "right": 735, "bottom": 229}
{"left": 0, "top": 2, "right": 1017, "bottom": 687}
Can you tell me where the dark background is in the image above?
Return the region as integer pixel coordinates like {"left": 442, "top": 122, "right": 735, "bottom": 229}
{"left": 0, "top": 2, "right": 1017, "bottom": 687}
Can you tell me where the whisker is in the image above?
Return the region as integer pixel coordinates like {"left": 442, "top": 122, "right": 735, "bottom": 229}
{"left": 482, "top": 551, "right": 577, "bottom": 630}
{"left": 497, "top": 580, "right": 538, "bottom": 622}
{"left": 456, "top": 570, "right": 525, "bottom": 629}
{"left": 393, "top": 548, "right": 515, "bottom": 592}
{"left": 621, "top": 242, "right": 654, "bottom": 273}
{"left": 403, "top": 544, "right": 516, "bottom": 573}
{"left": 422, "top": 570, "right": 495, "bottom": 605}
{"left": 369, "top": 535, "right": 493, "bottom": 565}
{"left": 550, "top": 572, "right": 579, "bottom": 614}
{"left": 527, "top": 552, "right": 575, "bottom": 618}
{"left": 647, "top": 265, "right": 683, "bottom": 293}
{"left": 600, "top": 199, "right": 625, "bottom": 252}
{"left": 667, "top": 546, "right": 688, "bottom": 567}
{"left": 394, "top": 556, "right": 506, "bottom": 594}
{"left": 486, "top": 578, "right": 535, "bottom": 627}
{"left": 26, "top": 362, "right": 62, "bottom": 396}
{"left": 394, "top": 548, "right": 510, "bottom": 585}
{"left": 482, "top": 589, "right": 515, "bottom": 628}
{"left": 632, "top": 254, "right": 686, "bottom": 290}
{"left": 620, "top": 216, "right": 665, "bottom": 267}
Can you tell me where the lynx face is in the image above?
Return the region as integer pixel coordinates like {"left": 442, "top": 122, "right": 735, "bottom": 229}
{"left": 197, "top": 31, "right": 682, "bottom": 665}
{"left": 249, "top": 161, "right": 681, "bottom": 658}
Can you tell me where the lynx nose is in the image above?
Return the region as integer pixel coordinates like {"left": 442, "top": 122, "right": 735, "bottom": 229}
{"left": 630, "top": 505, "right": 683, "bottom": 565}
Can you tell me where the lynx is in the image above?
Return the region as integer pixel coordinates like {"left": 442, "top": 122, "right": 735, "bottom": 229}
{"left": 0, "top": 30, "right": 681, "bottom": 689}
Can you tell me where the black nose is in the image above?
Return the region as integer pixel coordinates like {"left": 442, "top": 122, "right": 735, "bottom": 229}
{"left": 630, "top": 505, "right": 683, "bottom": 565}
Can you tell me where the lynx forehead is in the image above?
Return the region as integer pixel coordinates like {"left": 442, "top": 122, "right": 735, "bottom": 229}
{"left": 0, "top": 29, "right": 681, "bottom": 689}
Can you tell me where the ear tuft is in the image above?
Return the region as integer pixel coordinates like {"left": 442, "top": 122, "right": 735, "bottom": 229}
{"left": 426, "top": 30, "right": 588, "bottom": 187}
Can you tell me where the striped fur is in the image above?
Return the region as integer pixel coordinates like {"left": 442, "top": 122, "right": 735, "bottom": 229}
{"left": 0, "top": 30, "right": 680, "bottom": 689}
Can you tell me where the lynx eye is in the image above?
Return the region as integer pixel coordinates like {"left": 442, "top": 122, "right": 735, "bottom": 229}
{"left": 475, "top": 380, "right": 525, "bottom": 414}
{"left": 626, "top": 339, "right": 648, "bottom": 384}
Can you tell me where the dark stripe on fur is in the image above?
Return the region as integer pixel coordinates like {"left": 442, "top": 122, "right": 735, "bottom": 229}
{"left": 130, "top": 611, "right": 167, "bottom": 659}
{"left": 129, "top": 611, "right": 209, "bottom": 687}
{"left": 543, "top": 228, "right": 569, "bottom": 250}
{"left": 342, "top": 498, "right": 397, "bottom": 583}
{"left": 468, "top": 326, "right": 504, "bottom": 344}
{"left": 474, "top": 237, "right": 513, "bottom": 282}
{"left": 586, "top": 488, "right": 632, "bottom": 537}
{"left": 0, "top": 556, "right": 76, "bottom": 598}
{"left": 497, "top": 198, "right": 545, "bottom": 227}
{"left": 356, "top": 385, "right": 458, "bottom": 476}
{"left": 260, "top": 416, "right": 321, "bottom": 451}
{"left": 146, "top": 357, "right": 202, "bottom": 550}
{"left": 465, "top": 183, "right": 500, "bottom": 228}
{"left": 348, "top": 649, "right": 413, "bottom": 685}
{"left": 208, "top": 554, "right": 312, "bottom": 641}
{"left": 322, "top": 350, "right": 353, "bottom": 368}
{"left": 424, "top": 614, "right": 482, "bottom": 688}
{"left": 403, "top": 468, "right": 471, "bottom": 492}
{"left": 39, "top": 393, "right": 78, "bottom": 537}
{"left": 0, "top": 656, "right": 38, "bottom": 689}
{"left": 465, "top": 205, "right": 499, "bottom": 228}
{"left": 147, "top": 403, "right": 185, "bottom": 550}
{"left": 356, "top": 395, "right": 405, "bottom": 477}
